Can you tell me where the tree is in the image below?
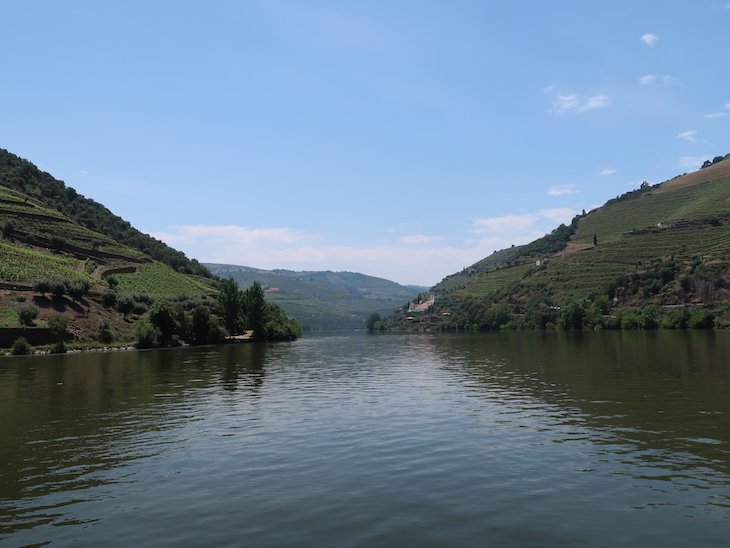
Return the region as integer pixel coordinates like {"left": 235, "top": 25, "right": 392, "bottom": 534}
{"left": 217, "top": 278, "right": 241, "bottom": 335}
{"left": 11, "top": 337, "right": 31, "bottom": 355}
{"left": 593, "top": 234, "right": 598, "bottom": 246}
{"left": 243, "top": 281, "right": 267, "bottom": 340}
{"left": 191, "top": 305, "right": 213, "bottom": 345}
{"left": 148, "top": 300, "right": 183, "bottom": 347}
{"left": 67, "top": 279, "right": 90, "bottom": 302}
{"left": 106, "top": 275, "right": 119, "bottom": 290}
{"left": 47, "top": 314, "right": 68, "bottom": 353}
{"left": 366, "top": 313, "right": 382, "bottom": 333}
{"left": 18, "top": 304, "right": 39, "bottom": 326}
{"left": 2, "top": 219, "right": 15, "bottom": 239}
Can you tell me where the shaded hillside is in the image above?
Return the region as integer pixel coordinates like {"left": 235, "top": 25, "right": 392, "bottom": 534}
{"left": 384, "top": 154, "right": 730, "bottom": 331}
{"left": 206, "top": 264, "right": 424, "bottom": 330}
{"left": 0, "top": 175, "right": 217, "bottom": 346}
{"left": 0, "top": 149, "right": 210, "bottom": 277}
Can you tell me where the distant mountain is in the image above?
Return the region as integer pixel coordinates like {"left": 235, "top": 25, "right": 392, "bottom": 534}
{"left": 206, "top": 264, "right": 424, "bottom": 330}
{"left": 383, "top": 153, "right": 730, "bottom": 331}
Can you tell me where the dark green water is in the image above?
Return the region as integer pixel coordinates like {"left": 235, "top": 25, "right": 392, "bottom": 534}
{"left": 1, "top": 332, "right": 730, "bottom": 546}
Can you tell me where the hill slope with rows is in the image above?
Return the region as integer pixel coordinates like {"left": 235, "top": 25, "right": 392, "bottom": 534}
{"left": 383, "top": 154, "right": 730, "bottom": 331}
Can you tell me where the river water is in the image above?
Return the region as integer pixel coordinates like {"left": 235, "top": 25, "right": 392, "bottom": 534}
{"left": 1, "top": 332, "right": 730, "bottom": 546}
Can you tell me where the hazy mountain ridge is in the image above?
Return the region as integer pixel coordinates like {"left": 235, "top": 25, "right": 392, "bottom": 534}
{"left": 206, "top": 263, "right": 425, "bottom": 330}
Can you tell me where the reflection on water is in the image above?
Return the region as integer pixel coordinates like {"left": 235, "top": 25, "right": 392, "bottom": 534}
{"left": 1, "top": 332, "right": 730, "bottom": 545}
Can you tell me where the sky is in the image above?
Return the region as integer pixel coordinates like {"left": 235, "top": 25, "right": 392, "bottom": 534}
{"left": 2, "top": 1, "right": 729, "bottom": 286}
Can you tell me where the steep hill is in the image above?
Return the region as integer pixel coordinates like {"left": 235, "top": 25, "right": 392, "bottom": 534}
{"left": 384, "top": 154, "right": 730, "bottom": 331}
{"left": 0, "top": 149, "right": 211, "bottom": 277}
{"left": 0, "top": 156, "right": 218, "bottom": 347}
{"left": 206, "top": 264, "right": 424, "bottom": 330}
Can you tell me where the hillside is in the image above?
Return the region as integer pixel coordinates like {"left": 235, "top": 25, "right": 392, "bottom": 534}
{"left": 0, "top": 181, "right": 217, "bottom": 346}
{"left": 0, "top": 149, "right": 211, "bottom": 277}
{"left": 383, "top": 154, "right": 730, "bottom": 331}
{"left": 206, "top": 264, "right": 424, "bottom": 330}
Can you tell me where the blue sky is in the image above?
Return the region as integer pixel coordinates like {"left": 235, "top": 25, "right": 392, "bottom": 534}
{"left": 2, "top": 1, "right": 729, "bottom": 286}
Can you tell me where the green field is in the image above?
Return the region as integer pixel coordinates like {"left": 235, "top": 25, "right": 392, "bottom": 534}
{"left": 115, "top": 263, "right": 215, "bottom": 298}
{"left": 431, "top": 163, "right": 730, "bottom": 307}
{"left": 0, "top": 241, "right": 88, "bottom": 283}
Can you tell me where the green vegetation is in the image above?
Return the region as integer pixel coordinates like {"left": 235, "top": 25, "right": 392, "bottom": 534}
{"left": 206, "top": 264, "right": 423, "bottom": 330}
{"left": 0, "top": 148, "right": 211, "bottom": 276}
{"left": 11, "top": 337, "right": 31, "bottom": 355}
{"left": 0, "top": 148, "right": 302, "bottom": 351}
{"left": 114, "top": 263, "right": 215, "bottom": 298}
{"left": 384, "top": 155, "right": 730, "bottom": 333}
{"left": 217, "top": 278, "right": 302, "bottom": 342}
{"left": 0, "top": 241, "right": 84, "bottom": 282}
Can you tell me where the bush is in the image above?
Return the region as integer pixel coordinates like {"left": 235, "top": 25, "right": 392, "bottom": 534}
{"left": 11, "top": 337, "right": 31, "bottom": 355}
{"left": 67, "top": 279, "right": 90, "bottom": 301}
{"left": 101, "top": 289, "right": 117, "bottom": 308}
{"left": 98, "top": 317, "right": 113, "bottom": 343}
{"left": 106, "top": 275, "right": 119, "bottom": 289}
{"left": 17, "top": 304, "right": 39, "bottom": 326}
{"left": 620, "top": 313, "right": 641, "bottom": 330}
{"left": 688, "top": 310, "right": 714, "bottom": 329}
{"left": 50, "top": 341, "right": 66, "bottom": 354}
{"left": 135, "top": 320, "right": 159, "bottom": 349}
{"left": 47, "top": 314, "right": 68, "bottom": 342}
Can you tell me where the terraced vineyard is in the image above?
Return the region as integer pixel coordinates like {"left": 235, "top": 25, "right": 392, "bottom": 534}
{"left": 115, "top": 264, "right": 215, "bottom": 298}
{"left": 0, "top": 241, "right": 88, "bottom": 283}
{"left": 389, "top": 157, "right": 730, "bottom": 331}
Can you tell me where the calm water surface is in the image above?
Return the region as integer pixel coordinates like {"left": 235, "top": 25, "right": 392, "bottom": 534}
{"left": 1, "top": 332, "right": 730, "bottom": 546}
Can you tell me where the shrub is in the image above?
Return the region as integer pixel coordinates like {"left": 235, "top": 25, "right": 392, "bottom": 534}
{"left": 17, "top": 304, "right": 39, "bottom": 326}
{"left": 101, "top": 289, "right": 117, "bottom": 308}
{"left": 11, "top": 337, "right": 31, "bottom": 355}
{"left": 98, "top": 317, "right": 113, "bottom": 343}
{"left": 135, "top": 320, "right": 159, "bottom": 349}
{"left": 620, "top": 313, "right": 641, "bottom": 330}
{"left": 50, "top": 341, "right": 66, "bottom": 354}
{"left": 688, "top": 310, "right": 714, "bottom": 329}
{"left": 106, "top": 275, "right": 119, "bottom": 289}
{"left": 47, "top": 314, "right": 68, "bottom": 342}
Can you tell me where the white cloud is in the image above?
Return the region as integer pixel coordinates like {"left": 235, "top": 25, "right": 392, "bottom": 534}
{"left": 149, "top": 206, "right": 576, "bottom": 286}
{"left": 599, "top": 168, "right": 618, "bottom": 176}
{"left": 678, "top": 155, "right": 711, "bottom": 170}
{"left": 149, "top": 224, "right": 517, "bottom": 286}
{"left": 539, "top": 207, "right": 575, "bottom": 220}
{"left": 79, "top": 169, "right": 89, "bottom": 176}
{"left": 639, "top": 74, "right": 674, "bottom": 86}
{"left": 399, "top": 234, "right": 444, "bottom": 245}
{"left": 725, "top": 102, "right": 730, "bottom": 109}
{"left": 704, "top": 112, "right": 727, "bottom": 119}
{"left": 471, "top": 208, "right": 575, "bottom": 238}
{"left": 641, "top": 33, "right": 659, "bottom": 46}
{"left": 639, "top": 74, "right": 656, "bottom": 86}
{"left": 551, "top": 92, "right": 610, "bottom": 114}
{"left": 471, "top": 214, "right": 537, "bottom": 234}
{"left": 676, "top": 130, "right": 698, "bottom": 142}
{"left": 548, "top": 184, "right": 579, "bottom": 196}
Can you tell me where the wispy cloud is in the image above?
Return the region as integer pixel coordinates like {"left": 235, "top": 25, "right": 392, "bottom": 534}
{"left": 550, "top": 92, "right": 611, "bottom": 114}
{"left": 599, "top": 168, "right": 618, "bottom": 176}
{"left": 703, "top": 101, "right": 730, "bottom": 118}
{"left": 676, "top": 130, "right": 698, "bottom": 142}
{"left": 149, "top": 224, "right": 524, "bottom": 286}
{"left": 548, "top": 184, "right": 579, "bottom": 196}
{"left": 639, "top": 74, "right": 674, "bottom": 86}
{"left": 79, "top": 169, "right": 89, "bottom": 176}
{"left": 399, "top": 234, "right": 444, "bottom": 245}
{"left": 641, "top": 33, "right": 659, "bottom": 46}
{"left": 471, "top": 208, "right": 574, "bottom": 237}
{"left": 678, "top": 155, "right": 710, "bottom": 170}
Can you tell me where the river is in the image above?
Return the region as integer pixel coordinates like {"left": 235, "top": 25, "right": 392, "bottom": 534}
{"left": 1, "top": 331, "right": 730, "bottom": 546}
